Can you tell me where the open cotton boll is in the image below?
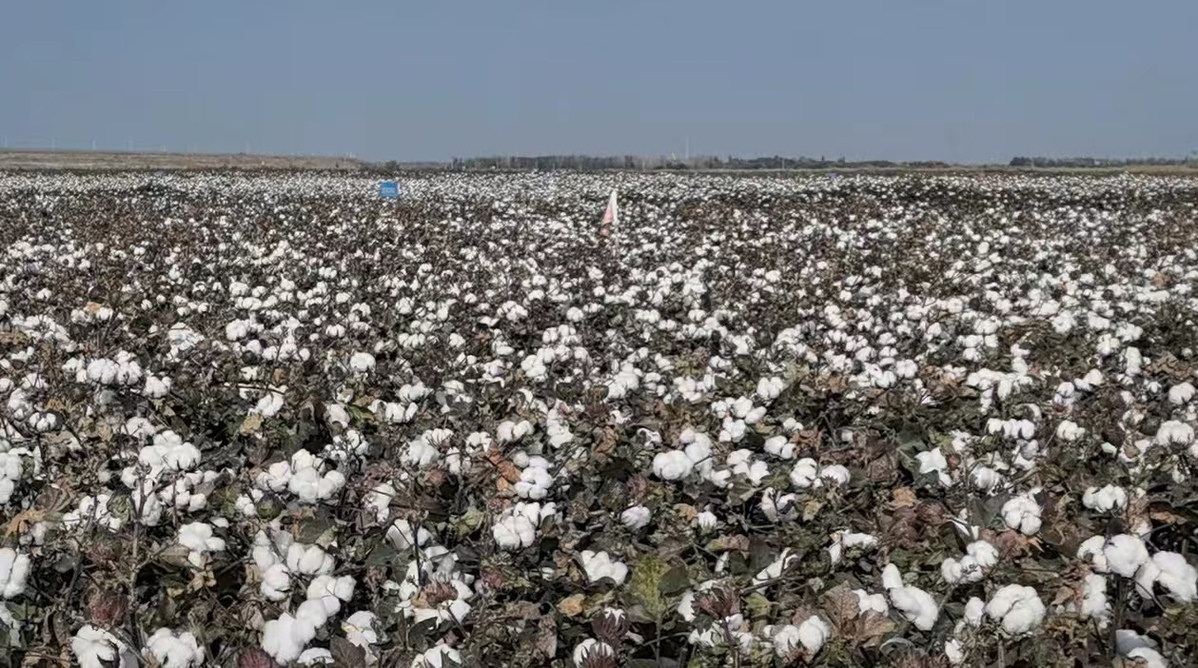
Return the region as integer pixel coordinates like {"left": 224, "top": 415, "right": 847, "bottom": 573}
{"left": 490, "top": 514, "right": 527, "bottom": 551}
{"left": 72, "top": 624, "right": 137, "bottom": 668}
{"left": 411, "top": 644, "right": 463, "bottom": 668}
{"left": 343, "top": 610, "right": 380, "bottom": 650}
{"left": 177, "top": 522, "right": 226, "bottom": 568}
{"left": 984, "top": 584, "right": 1045, "bottom": 635}
{"left": 1136, "top": 551, "right": 1198, "bottom": 602}
{"left": 1168, "top": 381, "right": 1195, "bottom": 405}
{"left": 514, "top": 458, "right": 553, "bottom": 499}
{"left": 771, "top": 625, "right": 802, "bottom": 657}
{"left": 1103, "top": 534, "right": 1149, "bottom": 578}
{"left": 1155, "top": 420, "right": 1194, "bottom": 446}
{"left": 1079, "top": 572, "right": 1110, "bottom": 626}
{"left": 1077, "top": 535, "right": 1110, "bottom": 572}
{"left": 286, "top": 544, "right": 336, "bottom": 576}
{"left": 854, "top": 590, "right": 888, "bottom": 615}
{"left": 754, "top": 549, "right": 797, "bottom": 585}
{"left": 881, "top": 563, "right": 939, "bottom": 630}
{"left": 308, "top": 574, "right": 356, "bottom": 603}
{"left": 652, "top": 450, "right": 693, "bottom": 480}
{"left": 915, "top": 449, "right": 952, "bottom": 486}
{"left": 144, "top": 628, "right": 204, "bottom": 668}
{"left": 1001, "top": 494, "right": 1042, "bottom": 535}
{"left": 1082, "top": 485, "right": 1127, "bottom": 513}
{"left": 796, "top": 616, "right": 832, "bottom": 655}
{"left": 579, "top": 550, "right": 628, "bottom": 585}
{"left": 0, "top": 549, "right": 30, "bottom": 599}
{"left": 763, "top": 435, "right": 796, "bottom": 459}
{"left": 261, "top": 613, "right": 318, "bottom": 664}
{"left": 789, "top": 458, "right": 821, "bottom": 489}
{"left": 620, "top": 505, "right": 652, "bottom": 530}
{"left": 1115, "top": 630, "right": 1168, "bottom": 668}
{"left": 349, "top": 351, "right": 376, "bottom": 373}
{"left": 143, "top": 375, "right": 171, "bottom": 398}
{"left": 261, "top": 563, "right": 292, "bottom": 601}
{"left": 826, "top": 531, "right": 878, "bottom": 565}
{"left": 298, "top": 648, "right": 335, "bottom": 665}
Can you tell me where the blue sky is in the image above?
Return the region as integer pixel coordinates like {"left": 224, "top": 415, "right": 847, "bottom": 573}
{"left": 2, "top": 1, "right": 1196, "bottom": 163}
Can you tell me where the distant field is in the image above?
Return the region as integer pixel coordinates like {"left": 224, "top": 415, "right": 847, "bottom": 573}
{"left": 0, "top": 149, "right": 364, "bottom": 171}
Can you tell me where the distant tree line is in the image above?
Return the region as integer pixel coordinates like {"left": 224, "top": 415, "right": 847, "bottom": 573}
{"left": 1008, "top": 155, "right": 1198, "bottom": 168}
{"left": 370, "top": 153, "right": 1198, "bottom": 172}
{"left": 376, "top": 155, "right": 952, "bottom": 172}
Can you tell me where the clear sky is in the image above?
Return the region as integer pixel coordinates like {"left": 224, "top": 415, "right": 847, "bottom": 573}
{"left": 2, "top": 1, "right": 1196, "bottom": 163}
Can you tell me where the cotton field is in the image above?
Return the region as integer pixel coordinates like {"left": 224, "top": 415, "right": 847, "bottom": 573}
{"left": 1, "top": 170, "right": 1198, "bottom": 667}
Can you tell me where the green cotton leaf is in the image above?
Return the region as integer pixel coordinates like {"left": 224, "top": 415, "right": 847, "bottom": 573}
{"left": 659, "top": 565, "right": 690, "bottom": 596}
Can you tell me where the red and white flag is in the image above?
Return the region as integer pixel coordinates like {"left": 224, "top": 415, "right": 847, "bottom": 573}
{"left": 600, "top": 189, "right": 618, "bottom": 240}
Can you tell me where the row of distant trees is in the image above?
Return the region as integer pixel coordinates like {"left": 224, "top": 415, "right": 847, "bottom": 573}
{"left": 372, "top": 154, "right": 1198, "bottom": 172}
{"left": 378, "top": 155, "right": 952, "bottom": 172}
{"left": 1008, "top": 155, "right": 1198, "bottom": 168}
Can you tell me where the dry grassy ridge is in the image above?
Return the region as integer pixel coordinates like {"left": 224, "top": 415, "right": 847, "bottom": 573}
{"left": 2, "top": 171, "right": 1198, "bottom": 668}
{"left": 0, "top": 149, "right": 364, "bottom": 171}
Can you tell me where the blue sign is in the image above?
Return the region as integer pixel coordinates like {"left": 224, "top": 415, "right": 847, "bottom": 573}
{"left": 379, "top": 181, "right": 400, "bottom": 199}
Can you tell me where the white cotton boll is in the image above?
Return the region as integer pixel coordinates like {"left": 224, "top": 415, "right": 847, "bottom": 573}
{"left": 756, "top": 376, "right": 785, "bottom": 403}
{"left": 1115, "top": 630, "right": 1168, "bottom": 668}
{"left": 145, "top": 628, "right": 204, "bottom": 668}
{"left": 492, "top": 513, "right": 536, "bottom": 551}
{"left": 349, "top": 351, "right": 376, "bottom": 373}
{"left": 1148, "top": 551, "right": 1198, "bottom": 602}
{"left": 1001, "top": 495, "right": 1042, "bottom": 535}
{"left": 771, "top": 624, "right": 802, "bottom": 657}
{"left": 972, "top": 466, "right": 1004, "bottom": 492}
{"left": 261, "top": 563, "right": 292, "bottom": 601}
{"left": 1077, "top": 536, "right": 1110, "bottom": 572}
{"left": 789, "top": 458, "right": 821, "bottom": 489}
{"left": 261, "top": 613, "right": 317, "bottom": 664}
{"left": 365, "top": 482, "right": 396, "bottom": 523}
{"left": 325, "top": 403, "right": 350, "bottom": 429}
{"left": 763, "top": 435, "right": 796, "bottom": 459}
{"left": 621, "top": 505, "right": 652, "bottom": 530}
{"left": 579, "top": 550, "right": 628, "bottom": 585}
{"left": 696, "top": 510, "right": 718, "bottom": 532}
{"left": 402, "top": 438, "right": 440, "bottom": 469}
{"left": 573, "top": 639, "right": 615, "bottom": 667}
{"left": 1168, "top": 382, "right": 1195, "bottom": 406}
{"left": 1155, "top": 420, "right": 1195, "bottom": 446}
{"left": 796, "top": 616, "right": 831, "bottom": 655}
{"left": 945, "top": 639, "right": 965, "bottom": 665}
{"left": 1082, "top": 485, "right": 1127, "bottom": 513}
{"left": 298, "top": 648, "right": 335, "bottom": 665}
{"left": 854, "top": 590, "right": 888, "bottom": 615}
{"left": 411, "top": 645, "right": 463, "bottom": 668}
{"left": 916, "top": 449, "right": 952, "bottom": 486}
{"left": 308, "top": 574, "right": 356, "bottom": 603}
{"left": 0, "top": 549, "right": 30, "bottom": 599}
{"left": 754, "top": 549, "right": 797, "bottom": 584}
{"left": 296, "top": 598, "right": 332, "bottom": 629}
{"left": 1080, "top": 572, "right": 1110, "bottom": 626}
{"left": 143, "top": 375, "right": 171, "bottom": 398}
{"left": 652, "top": 450, "right": 693, "bottom": 480}
{"left": 888, "top": 586, "right": 940, "bottom": 631}
{"left": 1103, "top": 534, "right": 1149, "bottom": 578}
{"left": 72, "top": 624, "right": 136, "bottom": 668}
{"left": 819, "top": 464, "right": 850, "bottom": 486}
{"left": 967, "top": 540, "right": 999, "bottom": 569}
{"left": 177, "top": 522, "right": 225, "bottom": 567}
{"left": 1056, "top": 420, "right": 1085, "bottom": 442}
{"left": 388, "top": 519, "right": 432, "bottom": 551}
{"left": 514, "top": 464, "right": 553, "bottom": 500}
{"left": 286, "top": 544, "right": 335, "bottom": 576}
{"left": 985, "top": 584, "right": 1045, "bottom": 635}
